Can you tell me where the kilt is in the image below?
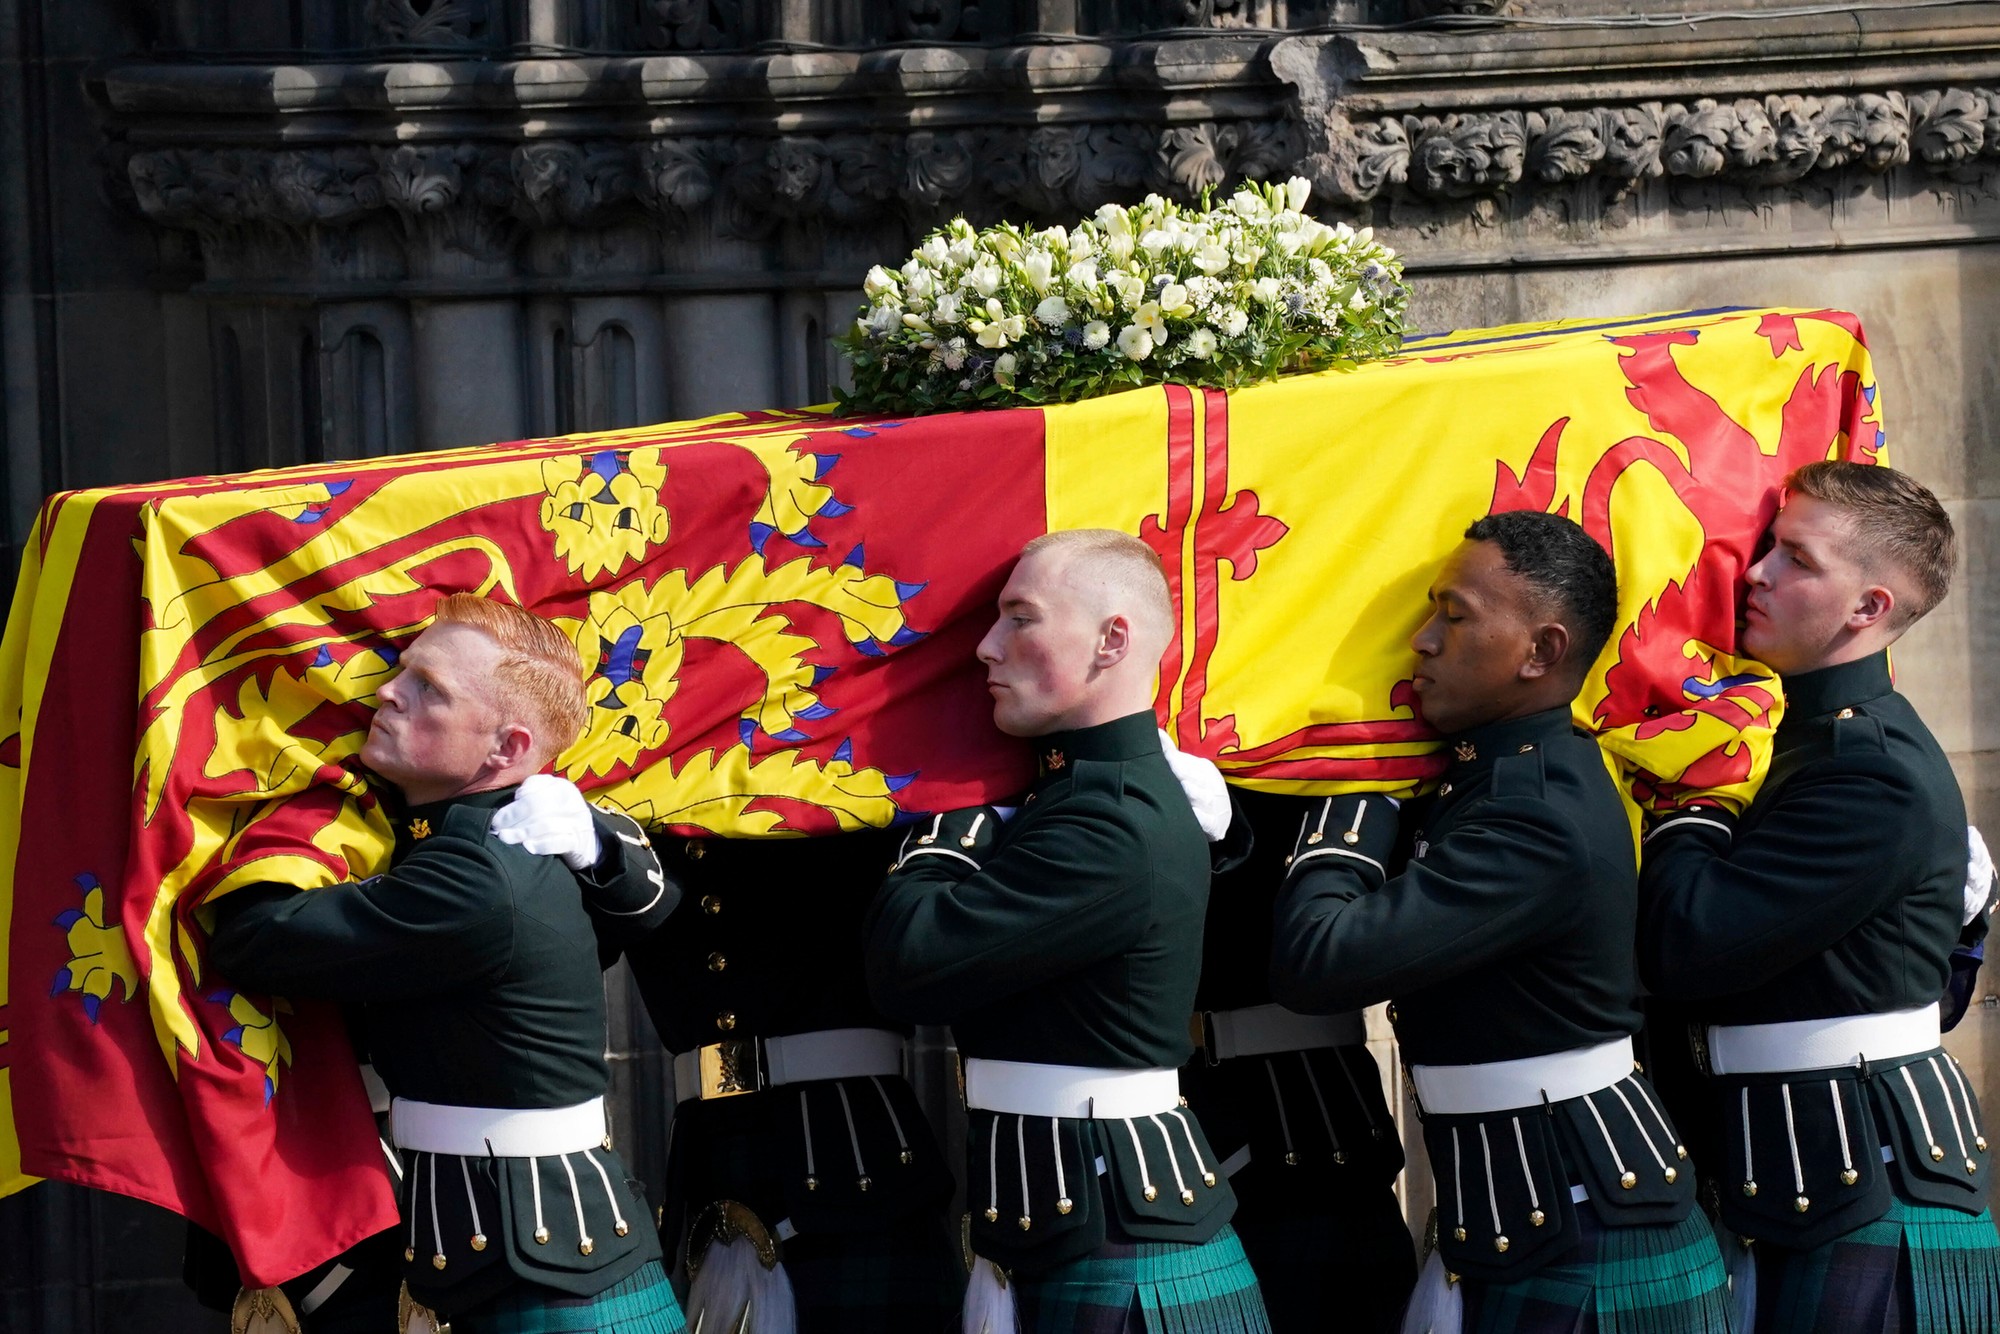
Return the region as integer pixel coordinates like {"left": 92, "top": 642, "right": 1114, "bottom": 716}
{"left": 1460, "top": 1200, "right": 1731, "bottom": 1334}
{"left": 1754, "top": 1197, "right": 2000, "bottom": 1334}
{"left": 1014, "top": 1223, "right": 1274, "bottom": 1334}
{"left": 778, "top": 1217, "right": 965, "bottom": 1334}
{"left": 450, "top": 1261, "right": 687, "bottom": 1334}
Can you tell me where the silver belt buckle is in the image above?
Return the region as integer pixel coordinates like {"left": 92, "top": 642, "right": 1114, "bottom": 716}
{"left": 697, "top": 1038, "right": 763, "bottom": 1099}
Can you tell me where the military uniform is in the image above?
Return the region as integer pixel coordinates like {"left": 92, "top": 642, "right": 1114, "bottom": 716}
{"left": 865, "top": 712, "right": 1271, "bottom": 1333}
{"left": 621, "top": 828, "right": 961, "bottom": 1332}
{"left": 1272, "top": 707, "right": 1730, "bottom": 1332}
{"left": 209, "top": 787, "right": 686, "bottom": 1331}
{"left": 1182, "top": 787, "right": 1413, "bottom": 1332}
{"left": 1639, "top": 651, "right": 2000, "bottom": 1332}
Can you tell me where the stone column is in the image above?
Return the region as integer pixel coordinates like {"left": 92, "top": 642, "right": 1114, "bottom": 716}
{"left": 410, "top": 299, "right": 527, "bottom": 451}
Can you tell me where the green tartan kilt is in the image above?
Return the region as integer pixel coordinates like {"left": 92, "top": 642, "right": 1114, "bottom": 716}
{"left": 450, "top": 1261, "right": 688, "bottom": 1334}
{"left": 1014, "top": 1223, "right": 1274, "bottom": 1334}
{"left": 1461, "top": 1200, "right": 1732, "bottom": 1334}
{"left": 1754, "top": 1196, "right": 2000, "bottom": 1334}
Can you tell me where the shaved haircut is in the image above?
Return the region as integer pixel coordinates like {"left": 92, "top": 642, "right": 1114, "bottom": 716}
{"left": 1020, "top": 529, "right": 1175, "bottom": 653}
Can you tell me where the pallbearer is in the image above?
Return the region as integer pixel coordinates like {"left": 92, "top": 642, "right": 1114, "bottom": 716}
{"left": 1272, "top": 512, "right": 1731, "bottom": 1332}
{"left": 1185, "top": 788, "right": 1415, "bottom": 1332}
{"left": 210, "top": 595, "right": 686, "bottom": 1333}
{"left": 1638, "top": 461, "right": 2000, "bottom": 1332}
{"left": 866, "top": 529, "right": 1272, "bottom": 1333}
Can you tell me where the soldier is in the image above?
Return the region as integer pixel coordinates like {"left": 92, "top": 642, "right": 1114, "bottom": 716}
{"left": 1184, "top": 787, "right": 1415, "bottom": 1332}
{"left": 622, "top": 828, "right": 963, "bottom": 1332}
{"left": 209, "top": 594, "right": 686, "bottom": 1333}
{"left": 1638, "top": 461, "right": 2000, "bottom": 1331}
{"left": 1271, "top": 511, "right": 1731, "bottom": 1331}
{"left": 865, "top": 529, "right": 1271, "bottom": 1333}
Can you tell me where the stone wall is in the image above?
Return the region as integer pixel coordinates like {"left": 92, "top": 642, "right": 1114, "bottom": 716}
{"left": 8, "top": 1, "right": 2000, "bottom": 1329}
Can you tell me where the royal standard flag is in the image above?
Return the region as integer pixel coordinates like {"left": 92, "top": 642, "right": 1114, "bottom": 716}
{"left": 0, "top": 306, "right": 1881, "bottom": 1284}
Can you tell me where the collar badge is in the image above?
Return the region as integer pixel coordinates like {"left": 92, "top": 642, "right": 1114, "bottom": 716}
{"left": 1453, "top": 741, "right": 1477, "bottom": 762}
{"left": 409, "top": 818, "right": 432, "bottom": 840}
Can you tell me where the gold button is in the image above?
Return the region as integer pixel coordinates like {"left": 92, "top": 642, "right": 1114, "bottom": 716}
{"left": 470, "top": 1233, "right": 487, "bottom": 1251}
{"left": 431, "top": 1253, "right": 446, "bottom": 1270}
{"left": 707, "top": 952, "right": 728, "bottom": 972}
{"left": 1453, "top": 1226, "right": 1467, "bottom": 1242}
{"left": 1342, "top": 830, "right": 1360, "bottom": 845}
{"left": 700, "top": 895, "right": 721, "bottom": 915}
{"left": 1794, "top": 1195, "right": 1810, "bottom": 1213}
{"left": 1386, "top": 1002, "right": 1398, "bottom": 1025}
{"left": 1529, "top": 1210, "right": 1545, "bottom": 1227}
{"left": 715, "top": 1011, "right": 737, "bottom": 1032}
{"left": 1494, "top": 1235, "right": 1509, "bottom": 1253}
{"left": 1841, "top": 1169, "right": 1859, "bottom": 1185}
{"left": 1742, "top": 1180, "right": 1758, "bottom": 1197}
{"left": 1057, "top": 1197, "right": 1073, "bottom": 1215}
{"left": 686, "top": 839, "right": 706, "bottom": 859}
{"left": 1836, "top": 708, "right": 1855, "bottom": 719}
{"left": 1619, "top": 1171, "right": 1637, "bottom": 1189}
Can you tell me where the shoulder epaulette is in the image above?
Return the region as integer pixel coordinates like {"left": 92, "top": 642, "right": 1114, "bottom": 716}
{"left": 1829, "top": 707, "right": 1888, "bottom": 757}
{"left": 1489, "top": 744, "right": 1549, "bottom": 800}
{"left": 441, "top": 804, "right": 494, "bottom": 844}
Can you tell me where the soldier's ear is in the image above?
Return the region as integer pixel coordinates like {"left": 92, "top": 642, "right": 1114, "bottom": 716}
{"left": 1096, "top": 612, "right": 1133, "bottom": 667}
{"left": 1847, "top": 582, "right": 1895, "bottom": 633}
{"left": 1521, "top": 621, "right": 1571, "bottom": 681}
{"left": 492, "top": 721, "right": 537, "bottom": 769}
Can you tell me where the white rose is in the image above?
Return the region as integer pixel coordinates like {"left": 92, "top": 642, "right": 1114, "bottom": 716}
{"left": 1065, "top": 259, "right": 1099, "bottom": 288}
{"left": 1106, "top": 231, "right": 1135, "bottom": 263}
{"left": 1250, "top": 277, "right": 1282, "bottom": 305}
{"left": 1158, "top": 283, "right": 1192, "bottom": 316}
{"left": 1035, "top": 295, "right": 1071, "bottom": 326}
{"left": 1194, "top": 244, "right": 1231, "bottom": 276}
{"left": 919, "top": 236, "right": 950, "bottom": 266}
{"left": 1218, "top": 307, "right": 1249, "bottom": 337}
{"left": 933, "top": 292, "right": 962, "bottom": 324}
{"left": 1116, "top": 325, "right": 1154, "bottom": 360}
{"left": 970, "top": 264, "right": 1004, "bottom": 298}
{"left": 1284, "top": 176, "right": 1312, "bottom": 212}
{"left": 994, "top": 352, "right": 1019, "bottom": 386}
{"left": 1082, "top": 320, "right": 1111, "bottom": 350}
{"left": 1186, "top": 328, "right": 1219, "bottom": 360}
{"left": 863, "top": 265, "right": 899, "bottom": 299}
{"left": 1023, "top": 251, "right": 1056, "bottom": 293}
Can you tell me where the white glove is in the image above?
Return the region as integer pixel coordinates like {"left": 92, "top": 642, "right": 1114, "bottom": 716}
{"left": 1966, "top": 826, "right": 1996, "bottom": 928}
{"left": 490, "top": 774, "right": 602, "bottom": 871}
{"left": 1158, "top": 729, "right": 1233, "bottom": 843}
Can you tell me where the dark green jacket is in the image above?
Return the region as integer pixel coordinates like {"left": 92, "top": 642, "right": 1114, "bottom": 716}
{"left": 209, "top": 786, "right": 676, "bottom": 1316}
{"left": 1638, "top": 652, "right": 1987, "bottom": 1246}
{"left": 1185, "top": 787, "right": 1405, "bottom": 1208}
{"left": 864, "top": 711, "right": 1236, "bottom": 1270}
{"left": 1271, "top": 707, "right": 1698, "bottom": 1282}
{"left": 621, "top": 829, "right": 953, "bottom": 1252}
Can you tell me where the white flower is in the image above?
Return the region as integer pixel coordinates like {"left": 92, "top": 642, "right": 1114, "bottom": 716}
{"left": 933, "top": 292, "right": 962, "bottom": 324}
{"left": 1250, "top": 277, "right": 1282, "bottom": 305}
{"left": 1309, "top": 258, "right": 1334, "bottom": 286}
{"left": 1069, "top": 231, "right": 1096, "bottom": 259}
{"left": 1035, "top": 295, "right": 1072, "bottom": 326}
{"left": 975, "top": 315, "right": 1026, "bottom": 348}
{"left": 1065, "top": 259, "right": 1099, "bottom": 288}
{"left": 985, "top": 297, "right": 1005, "bottom": 320}
{"left": 994, "top": 352, "right": 1018, "bottom": 387}
{"left": 1232, "top": 244, "right": 1264, "bottom": 267}
{"left": 1105, "top": 231, "right": 1136, "bottom": 263}
{"left": 1096, "top": 203, "right": 1131, "bottom": 234}
{"left": 1138, "top": 229, "right": 1173, "bottom": 257}
{"left": 989, "top": 231, "right": 1022, "bottom": 262}
{"left": 941, "top": 337, "right": 967, "bottom": 370}
{"left": 1194, "top": 244, "right": 1231, "bottom": 276}
{"left": 1134, "top": 302, "right": 1168, "bottom": 337}
{"left": 1229, "top": 191, "right": 1268, "bottom": 219}
{"left": 863, "top": 265, "right": 900, "bottom": 299}
{"left": 905, "top": 268, "right": 936, "bottom": 301}
{"left": 1082, "top": 320, "right": 1111, "bottom": 350}
{"left": 1184, "top": 276, "right": 1219, "bottom": 309}
{"left": 1023, "top": 251, "right": 1056, "bottom": 293}
{"left": 901, "top": 313, "right": 933, "bottom": 332}
{"left": 1117, "top": 325, "right": 1155, "bottom": 360}
{"left": 1110, "top": 272, "right": 1148, "bottom": 309}
{"left": 1284, "top": 176, "right": 1312, "bottom": 212}
{"left": 1185, "top": 329, "right": 1219, "bottom": 360}
{"left": 948, "top": 237, "right": 977, "bottom": 265}
{"left": 1158, "top": 284, "right": 1192, "bottom": 317}
{"left": 919, "top": 236, "right": 950, "bottom": 266}
{"left": 970, "top": 263, "right": 1004, "bottom": 298}
{"left": 1273, "top": 229, "right": 1305, "bottom": 255}
{"left": 1217, "top": 307, "right": 1249, "bottom": 337}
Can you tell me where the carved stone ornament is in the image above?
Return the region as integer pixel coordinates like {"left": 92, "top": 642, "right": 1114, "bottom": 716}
{"left": 1302, "top": 89, "right": 2000, "bottom": 205}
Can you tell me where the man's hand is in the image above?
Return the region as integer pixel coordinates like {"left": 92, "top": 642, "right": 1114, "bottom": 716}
{"left": 1158, "top": 730, "right": 1233, "bottom": 842}
{"left": 490, "top": 774, "right": 602, "bottom": 871}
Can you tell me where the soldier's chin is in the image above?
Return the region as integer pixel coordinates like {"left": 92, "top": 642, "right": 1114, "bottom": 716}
{"left": 989, "top": 701, "right": 1042, "bottom": 739}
